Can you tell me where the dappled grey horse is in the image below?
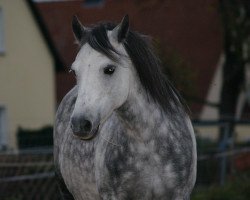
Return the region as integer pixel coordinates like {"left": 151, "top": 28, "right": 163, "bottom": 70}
{"left": 54, "top": 15, "right": 197, "bottom": 200}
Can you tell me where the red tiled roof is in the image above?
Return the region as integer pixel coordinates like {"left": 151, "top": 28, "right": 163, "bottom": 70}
{"left": 35, "top": 0, "right": 222, "bottom": 116}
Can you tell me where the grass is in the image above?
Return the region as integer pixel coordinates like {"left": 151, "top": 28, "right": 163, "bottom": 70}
{"left": 192, "top": 171, "right": 250, "bottom": 200}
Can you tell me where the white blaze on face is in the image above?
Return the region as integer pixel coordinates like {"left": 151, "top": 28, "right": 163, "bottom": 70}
{"left": 71, "top": 40, "right": 132, "bottom": 126}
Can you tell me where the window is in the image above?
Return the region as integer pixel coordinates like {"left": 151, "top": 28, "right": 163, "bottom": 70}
{"left": 0, "top": 106, "right": 7, "bottom": 150}
{"left": 83, "top": 0, "right": 104, "bottom": 8}
{"left": 0, "top": 7, "right": 5, "bottom": 54}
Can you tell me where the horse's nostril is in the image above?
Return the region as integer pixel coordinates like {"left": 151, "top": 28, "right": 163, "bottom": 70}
{"left": 71, "top": 115, "right": 93, "bottom": 134}
{"left": 83, "top": 120, "right": 92, "bottom": 132}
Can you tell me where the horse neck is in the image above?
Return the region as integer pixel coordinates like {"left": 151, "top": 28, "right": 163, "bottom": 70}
{"left": 117, "top": 83, "right": 168, "bottom": 141}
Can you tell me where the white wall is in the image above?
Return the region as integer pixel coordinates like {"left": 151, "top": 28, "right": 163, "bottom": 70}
{"left": 0, "top": 0, "right": 55, "bottom": 149}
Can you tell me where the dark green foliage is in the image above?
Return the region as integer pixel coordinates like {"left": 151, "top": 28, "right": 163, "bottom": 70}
{"left": 17, "top": 126, "right": 53, "bottom": 149}
{"left": 195, "top": 136, "right": 219, "bottom": 185}
{"left": 192, "top": 171, "right": 250, "bottom": 200}
{"left": 196, "top": 135, "right": 218, "bottom": 155}
{"left": 195, "top": 135, "right": 250, "bottom": 186}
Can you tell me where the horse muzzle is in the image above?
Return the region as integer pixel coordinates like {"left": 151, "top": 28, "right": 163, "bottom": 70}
{"left": 70, "top": 115, "right": 99, "bottom": 140}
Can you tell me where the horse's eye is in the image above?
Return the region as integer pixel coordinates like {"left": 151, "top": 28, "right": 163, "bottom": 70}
{"left": 69, "top": 69, "right": 76, "bottom": 77}
{"left": 104, "top": 65, "right": 116, "bottom": 75}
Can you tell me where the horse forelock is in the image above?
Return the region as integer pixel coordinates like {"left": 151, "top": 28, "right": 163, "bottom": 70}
{"left": 78, "top": 22, "right": 187, "bottom": 114}
{"left": 79, "top": 23, "right": 118, "bottom": 61}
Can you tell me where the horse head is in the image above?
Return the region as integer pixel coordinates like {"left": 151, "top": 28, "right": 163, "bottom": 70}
{"left": 70, "top": 15, "right": 132, "bottom": 139}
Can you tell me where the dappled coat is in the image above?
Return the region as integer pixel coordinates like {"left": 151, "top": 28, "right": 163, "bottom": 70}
{"left": 54, "top": 15, "right": 197, "bottom": 200}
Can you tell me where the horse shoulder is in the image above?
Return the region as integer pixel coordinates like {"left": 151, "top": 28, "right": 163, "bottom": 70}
{"left": 54, "top": 86, "right": 78, "bottom": 200}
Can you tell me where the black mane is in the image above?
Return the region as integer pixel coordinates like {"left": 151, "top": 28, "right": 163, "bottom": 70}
{"left": 81, "top": 22, "right": 186, "bottom": 114}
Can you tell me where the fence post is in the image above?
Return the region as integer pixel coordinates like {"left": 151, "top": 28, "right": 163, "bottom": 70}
{"left": 219, "top": 122, "right": 230, "bottom": 186}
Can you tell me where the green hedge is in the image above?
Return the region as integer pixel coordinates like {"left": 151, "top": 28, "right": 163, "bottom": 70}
{"left": 17, "top": 126, "right": 53, "bottom": 149}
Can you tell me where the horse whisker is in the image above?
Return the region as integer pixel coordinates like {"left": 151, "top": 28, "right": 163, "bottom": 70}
{"left": 100, "top": 135, "right": 121, "bottom": 147}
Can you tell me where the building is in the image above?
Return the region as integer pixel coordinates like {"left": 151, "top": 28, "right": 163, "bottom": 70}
{"left": 34, "top": 0, "right": 223, "bottom": 118}
{"left": 0, "top": 0, "right": 55, "bottom": 149}
{"left": 33, "top": 0, "right": 250, "bottom": 141}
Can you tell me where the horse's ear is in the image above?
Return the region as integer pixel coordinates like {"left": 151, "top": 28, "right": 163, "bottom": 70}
{"left": 112, "top": 15, "right": 129, "bottom": 43}
{"left": 72, "top": 15, "right": 87, "bottom": 43}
